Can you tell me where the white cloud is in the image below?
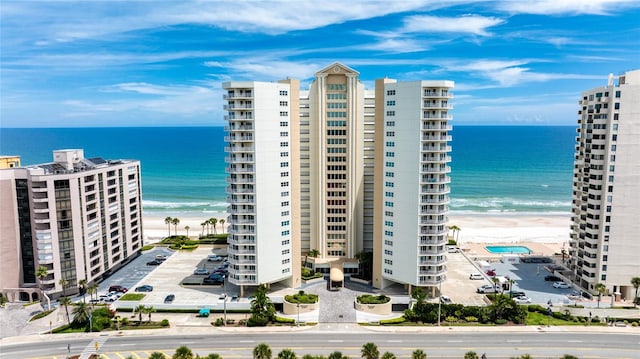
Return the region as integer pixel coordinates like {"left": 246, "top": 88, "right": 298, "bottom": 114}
{"left": 497, "top": 0, "right": 640, "bottom": 15}
{"left": 205, "top": 60, "right": 323, "bottom": 81}
{"left": 402, "top": 14, "right": 504, "bottom": 36}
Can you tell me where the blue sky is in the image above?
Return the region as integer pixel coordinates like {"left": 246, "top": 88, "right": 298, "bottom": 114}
{"left": 1, "top": 0, "right": 639, "bottom": 127}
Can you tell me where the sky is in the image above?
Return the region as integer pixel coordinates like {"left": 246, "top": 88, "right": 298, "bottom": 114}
{"left": 1, "top": 0, "right": 639, "bottom": 128}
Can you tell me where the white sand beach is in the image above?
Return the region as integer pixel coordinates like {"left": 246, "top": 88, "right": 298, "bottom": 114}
{"left": 142, "top": 212, "right": 571, "bottom": 247}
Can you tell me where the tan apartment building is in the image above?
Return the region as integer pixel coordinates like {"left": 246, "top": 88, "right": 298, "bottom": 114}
{"left": 0, "top": 149, "right": 143, "bottom": 301}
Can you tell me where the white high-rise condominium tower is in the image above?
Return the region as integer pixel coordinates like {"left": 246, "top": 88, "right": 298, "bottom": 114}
{"left": 569, "top": 69, "right": 640, "bottom": 301}
{"left": 223, "top": 63, "right": 453, "bottom": 293}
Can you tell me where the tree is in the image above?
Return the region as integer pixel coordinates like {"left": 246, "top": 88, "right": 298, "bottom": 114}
{"left": 381, "top": 353, "right": 395, "bottom": 359}
{"left": 59, "top": 277, "right": 68, "bottom": 297}
{"left": 135, "top": 304, "right": 146, "bottom": 323}
{"left": 631, "top": 277, "right": 640, "bottom": 307}
{"left": 448, "top": 225, "right": 460, "bottom": 243}
{"left": 328, "top": 352, "right": 348, "bottom": 359}
{"left": 185, "top": 225, "right": 190, "bottom": 238}
{"left": 361, "top": 342, "right": 379, "bottom": 359}
{"left": 559, "top": 356, "right": 579, "bottom": 359}
{"left": 173, "top": 345, "right": 194, "bottom": 359}
{"left": 277, "top": 349, "right": 297, "bottom": 359}
{"left": 253, "top": 343, "right": 272, "bottom": 359}
{"left": 149, "top": 353, "right": 166, "bottom": 359}
{"left": 72, "top": 301, "right": 90, "bottom": 327}
{"left": 210, "top": 218, "right": 218, "bottom": 235}
{"left": 463, "top": 352, "right": 478, "bottom": 359}
{"left": 594, "top": 283, "right": 607, "bottom": 308}
{"left": 87, "top": 283, "right": 99, "bottom": 305}
{"left": 411, "top": 350, "right": 426, "bottom": 359}
{"left": 202, "top": 354, "right": 222, "bottom": 359}
{"left": 145, "top": 305, "right": 156, "bottom": 323}
{"left": 164, "top": 216, "right": 173, "bottom": 237}
{"left": 250, "top": 284, "right": 275, "bottom": 323}
{"left": 78, "top": 279, "right": 87, "bottom": 303}
{"left": 201, "top": 222, "right": 207, "bottom": 236}
{"left": 36, "top": 265, "right": 49, "bottom": 299}
{"left": 171, "top": 218, "right": 180, "bottom": 236}
{"left": 219, "top": 219, "right": 225, "bottom": 233}
{"left": 59, "top": 296, "right": 72, "bottom": 325}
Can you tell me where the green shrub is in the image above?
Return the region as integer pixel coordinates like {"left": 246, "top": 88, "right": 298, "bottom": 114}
{"left": 527, "top": 304, "right": 545, "bottom": 313}
{"left": 180, "top": 244, "right": 199, "bottom": 250}
{"left": 30, "top": 309, "right": 54, "bottom": 321}
{"left": 247, "top": 315, "right": 269, "bottom": 327}
{"left": 552, "top": 311, "right": 565, "bottom": 319}
{"left": 379, "top": 317, "right": 405, "bottom": 325}
{"left": 119, "top": 293, "right": 145, "bottom": 301}
{"left": 274, "top": 316, "right": 295, "bottom": 323}
{"left": 285, "top": 291, "right": 318, "bottom": 304}
{"left": 445, "top": 316, "right": 457, "bottom": 323}
{"left": 495, "top": 319, "right": 507, "bottom": 325}
{"left": 447, "top": 239, "right": 457, "bottom": 245}
{"left": 357, "top": 294, "right": 390, "bottom": 304}
{"left": 465, "top": 316, "right": 478, "bottom": 322}
{"left": 160, "top": 319, "right": 169, "bottom": 327}
{"left": 632, "top": 322, "right": 638, "bottom": 327}
{"left": 141, "top": 245, "right": 154, "bottom": 251}
{"left": 214, "top": 318, "right": 224, "bottom": 326}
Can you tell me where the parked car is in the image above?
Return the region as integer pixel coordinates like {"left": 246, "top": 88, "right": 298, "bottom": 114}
{"left": 477, "top": 284, "right": 498, "bottom": 294}
{"left": 510, "top": 291, "right": 526, "bottom": 298}
{"left": 135, "top": 285, "right": 153, "bottom": 292}
{"left": 545, "top": 275, "right": 562, "bottom": 282}
{"left": 193, "top": 268, "right": 210, "bottom": 275}
{"left": 146, "top": 259, "right": 162, "bottom": 266}
{"left": 203, "top": 275, "right": 224, "bottom": 285}
{"left": 164, "top": 294, "right": 175, "bottom": 303}
{"left": 553, "top": 282, "right": 571, "bottom": 289}
{"left": 469, "top": 273, "right": 484, "bottom": 280}
{"left": 108, "top": 285, "right": 128, "bottom": 293}
{"left": 440, "top": 295, "right": 452, "bottom": 303}
{"left": 447, "top": 247, "right": 458, "bottom": 253}
{"left": 485, "top": 269, "right": 497, "bottom": 277}
{"left": 208, "top": 254, "right": 222, "bottom": 262}
{"left": 514, "top": 296, "right": 532, "bottom": 304}
{"left": 155, "top": 254, "right": 167, "bottom": 261}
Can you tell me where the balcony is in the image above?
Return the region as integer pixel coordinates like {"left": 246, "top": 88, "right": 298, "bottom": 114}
{"left": 419, "top": 228, "right": 448, "bottom": 235}
{"left": 224, "top": 125, "right": 254, "bottom": 132}
{"left": 423, "top": 145, "right": 451, "bottom": 152}
{"left": 422, "top": 124, "right": 453, "bottom": 131}
{"left": 226, "top": 186, "right": 255, "bottom": 195}
{"left": 420, "top": 176, "right": 451, "bottom": 184}
{"left": 421, "top": 166, "right": 451, "bottom": 174}
{"left": 225, "top": 135, "right": 254, "bottom": 142}
{"left": 225, "top": 146, "right": 255, "bottom": 153}
{"left": 227, "top": 206, "right": 256, "bottom": 214}
{"left": 224, "top": 104, "right": 254, "bottom": 110}
{"left": 420, "top": 196, "right": 449, "bottom": 204}
{"left": 420, "top": 187, "right": 450, "bottom": 195}
{"left": 225, "top": 166, "right": 255, "bottom": 174}
{"left": 421, "top": 156, "right": 452, "bottom": 163}
{"left": 418, "top": 276, "right": 446, "bottom": 285}
{"left": 423, "top": 91, "right": 453, "bottom": 98}
{"left": 227, "top": 196, "right": 255, "bottom": 204}
{"left": 422, "top": 135, "right": 452, "bottom": 141}
{"left": 226, "top": 177, "right": 255, "bottom": 184}
{"left": 423, "top": 102, "right": 453, "bottom": 109}
{"left": 419, "top": 258, "right": 447, "bottom": 266}
{"left": 420, "top": 216, "right": 449, "bottom": 224}
{"left": 420, "top": 237, "right": 448, "bottom": 245}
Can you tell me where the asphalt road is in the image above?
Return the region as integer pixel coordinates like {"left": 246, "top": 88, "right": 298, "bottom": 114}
{"left": 3, "top": 330, "right": 639, "bottom": 359}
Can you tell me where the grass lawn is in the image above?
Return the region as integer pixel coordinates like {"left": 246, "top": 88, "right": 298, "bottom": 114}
{"left": 525, "top": 311, "right": 606, "bottom": 326}
{"left": 119, "top": 293, "right": 145, "bottom": 301}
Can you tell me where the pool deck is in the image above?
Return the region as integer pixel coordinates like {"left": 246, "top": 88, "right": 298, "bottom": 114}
{"left": 462, "top": 241, "right": 563, "bottom": 262}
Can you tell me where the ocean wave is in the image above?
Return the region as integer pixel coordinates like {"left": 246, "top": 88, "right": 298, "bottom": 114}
{"left": 449, "top": 197, "right": 571, "bottom": 211}
{"left": 142, "top": 200, "right": 228, "bottom": 209}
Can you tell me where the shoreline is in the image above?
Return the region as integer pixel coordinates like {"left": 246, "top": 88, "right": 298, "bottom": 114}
{"left": 142, "top": 211, "right": 571, "bottom": 246}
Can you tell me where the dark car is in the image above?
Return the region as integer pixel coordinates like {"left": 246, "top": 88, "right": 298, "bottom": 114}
{"left": 135, "top": 285, "right": 153, "bottom": 292}
{"left": 203, "top": 277, "right": 224, "bottom": 285}
{"left": 146, "top": 259, "right": 162, "bottom": 266}
{"left": 108, "top": 285, "right": 128, "bottom": 293}
{"left": 545, "top": 275, "right": 562, "bottom": 282}
{"left": 510, "top": 291, "right": 526, "bottom": 298}
{"left": 164, "top": 294, "right": 175, "bottom": 303}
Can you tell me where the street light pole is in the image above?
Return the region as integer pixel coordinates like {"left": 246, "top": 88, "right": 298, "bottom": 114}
{"left": 296, "top": 303, "right": 300, "bottom": 326}
{"left": 223, "top": 277, "right": 227, "bottom": 327}
{"left": 437, "top": 278, "right": 442, "bottom": 326}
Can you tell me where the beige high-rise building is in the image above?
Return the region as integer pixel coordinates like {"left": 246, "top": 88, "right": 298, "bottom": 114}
{"left": 0, "top": 149, "right": 143, "bottom": 301}
{"left": 224, "top": 62, "right": 454, "bottom": 292}
{"left": 569, "top": 69, "right": 640, "bottom": 300}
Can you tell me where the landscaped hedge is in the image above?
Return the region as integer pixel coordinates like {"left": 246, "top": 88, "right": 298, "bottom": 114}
{"left": 380, "top": 317, "right": 405, "bottom": 325}
{"left": 285, "top": 291, "right": 318, "bottom": 304}
{"left": 274, "top": 315, "right": 296, "bottom": 323}
{"left": 357, "top": 294, "right": 390, "bottom": 304}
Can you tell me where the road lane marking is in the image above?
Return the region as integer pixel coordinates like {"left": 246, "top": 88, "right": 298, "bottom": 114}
{"left": 328, "top": 340, "right": 344, "bottom": 343}
{"left": 567, "top": 340, "right": 583, "bottom": 343}
{"left": 387, "top": 340, "right": 402, "bottom": 343}
{"left": 447, "top": 340, "right": 463, "bottom": 343}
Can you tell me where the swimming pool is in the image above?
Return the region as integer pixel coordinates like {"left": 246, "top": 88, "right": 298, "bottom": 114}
{"left": 485, "top": 245, "right": 532, "bottom": 254}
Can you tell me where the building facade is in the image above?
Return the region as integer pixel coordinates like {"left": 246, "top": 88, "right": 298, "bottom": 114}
{"left": 569, "top": 69, "right": 640, "bottom": 300}
{"left": 0, "top": 149, "right": 143, "bottom": 301}
{"left": 223, "top": 63, "right": 454, "bottom": 292}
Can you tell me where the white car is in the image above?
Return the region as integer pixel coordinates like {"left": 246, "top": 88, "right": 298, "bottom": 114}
{"left": 553, "top": 282, "right": 571, "bottom": 289}
{"left": 514, "top": 296, "right": 532, "bottom": 304}
{"left": 469, "top": 273, "right": 484, "bottom": 280}
{"left": 477, "top": 285, "right": 498, "bottom": 294}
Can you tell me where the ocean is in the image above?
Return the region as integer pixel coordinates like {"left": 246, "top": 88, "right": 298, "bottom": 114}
{"left": 0, "top": 126, "right": 576, "bottom": 216}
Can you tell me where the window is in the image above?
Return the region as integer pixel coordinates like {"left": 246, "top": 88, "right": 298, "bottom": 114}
{"left": 280, "top": 90, "right": 288, "bottom": 96}
{"left": 386, "top": 162, "right": 394, "bottom": 167}
{"left": 280, "top": 121, "right": 288, "bottom": 127}
{"left": 281, "top": 230, "right": 290, "bottom": 236}
{"left": 614, "top": 103, "right": 620, "bottom": 110}
{"left": 280, "top": 172, "right": 289, "bottom": 177}
{"left": 386, "top": 152, "right": 395, "bottom": 157}
{"left": 385, "top": 182, "right": 394, "bottom": 187}
{"left": 386, "top": 90, "right": 396, "bottom": 96}
{"left": 385, "top": 192, "right": 394, "bottom": 197}
{"left": 280, "top": 142, "right": 289, "bottom": 147}
{"left": 385, "top": 172, "right": 394, "bottom": 177}
{"left": 280, "top": 162, "right": 289, "bottom": 167}
{"left": 386, "top": 111, "right": 395, "bottom": 116}
{"left": 280, "top": 101, "right": 288, "bottom": 106}
{"left": 384, "top": 221, "right": 393, "bottom": 227}
{"left": 386, "top": 100, "right": 395, "bottom": 106}
{"left": 280, "top": 132, "right": 288, "bottom": 137}
{"left": 384, "top": 201, "right": 394, "bottom": 207}
{"left": 386, "top": 131, "right": 395, "bottom": 137}
{"left": 281, "top": 191, "right": 289, "bottom": 197}
{"left": 386, "top": 142, "right": 395, "bottom": 147}
{"left": 615, "top": 90, "right": 620, "bottom": 98}
{"left": 384, "top": 231, "right": 393, "bottom": 236}
{"left": 386, "top": 121, "right": 395, "bottom": 126}
{"left": 281, "top": 181, "right": 289, "bottom": 187}
{"left": 280, "top": 111, "right": 289, "bottom": 116}
{"left": 384, "top": 249, "right": 393, "bottom": 255}
{"left": 281, "top": 201, "right": 289, "bottom": 206}
{"left": 384, "top": 211, "right": 393, "bottom": 217}
{"left": 280, "top": 152, "right": 289, "bottom": 157}
{"left": 281, "top": 210, "right": 290, "bottom": 216}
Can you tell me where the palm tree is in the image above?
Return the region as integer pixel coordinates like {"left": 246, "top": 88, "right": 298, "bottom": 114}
{"left": 135, "top": 304, "right": 146, "bottom": 323}
{"left": 381, "top": 353, "right": 395, "bottom": 359}
{"left": 253, "top": 343, "right": 272, "bottom": 359}
{"left": 201, "top": 221, "right": 207, "bottom": 236}
{"left": 164, "top": 216, "right": 173, "bottom": 237}
{"left": 145, "top": 305, "right": 156, "bottom": 323}
{"left": 172, "top": 345, "right": 194, "bottom": 359}
{"left": 78, "top": 279, "right": 87, "bottom": 303}
{"left": 171, "top": 218, "right": 180, "bottom": 236}
{"left": 448, "top": 225, "right": 461, "bottom": 243}
{"left": 631, "top": 277, "right": 640, "bottom": 307}
{"left": 277, "top": 349, "right": 297, "bottom": 359}
{"left": 59, "top": 277, "right": 68, "bottom": 297}
{"left": 204, "top": 354, "right": 222, "bottom": 359}
{"left": 328, "top": 352, "right": 348, "bottom": 359}
{"left": 463, "top": 352, "right": 478, "bottom": 359}
{"left": 59, "top": 296, "right": 72, "bottom": 325}
{"left": 185, "top": 225, "right": 190, "bottom": 238}
{"left": 361, "top": 342, "right": 379, "bottom": 359}
{"left": 210, "top": 218, "right": 218, "bottom": 235}
{"left": 411, "top": 350, "right": 426, "bottom": 359}
{"left": 250, "top": 284, "right": 275, "bottom": 322}
{"left": 594, "top": 283, "right": 607, "bottom": 308}
{"left": 219, "top": 219, "right": 225, "bottom": 233}
{"left": 149, "top": 353, "right": 166, "bottom": 359}
{"left": 87, "top": 283, "right": 99, "bottom": 305}
{"left": 72, "top": 301, "right": 90, "bottom": 327}
{"left": 36, "top": 265, "right": 49, "bottom": 299}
